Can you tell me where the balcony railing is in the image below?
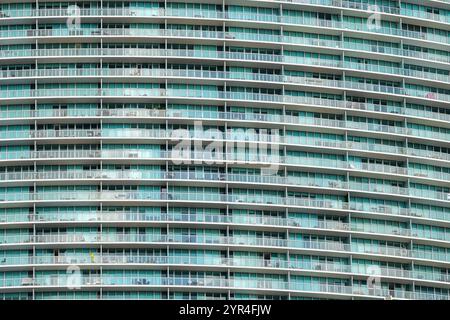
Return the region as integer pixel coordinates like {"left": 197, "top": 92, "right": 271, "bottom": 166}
{"left": 3, "top": 273, "right": 448, "bottom": 299}
{"left": 12, "top": 0, "right": 450, "bottom": 24}
{"left": 2, "top": 253, "right": 450, "bottom": 284}
{"left": 0, "top": 4, "right": 447, "bottom": 41}
{"left": 1, "top": 230, "right": 450, "bottom": 262}
{"left": 2, "top": 119, "right": 450, "bottom": 146}
{"left": 2, "top": 45, "right": 449, "bottom": 70}
{"left": 0, "top": 21, "right": 448, "bottom": 51}
{"left": 2, "top": 170, "right": 450, "bottom": 203}
{"left": 3, "top": 149, "right": 448, "bottom": 181}
{"left": 2, "top": 68, "right": 448, "bottom": 98}
{"left": 1, "top": 204, "right": 449, "bottom": 240}
{"left": 2, "top": 105, "right": 450, "bottom": 136}
{"left": 0, "top": 1, "right": 404, "bottom": 21}
{"left": 1, "top": 86, "right": 450, "bottom": 106}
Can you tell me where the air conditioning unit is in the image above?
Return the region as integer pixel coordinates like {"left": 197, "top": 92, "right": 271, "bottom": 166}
{"left": 414, "top": 173, "right": 427, "bottom": 177}
{"left": 329, "top": 182, "right": 339, "bottom": 188}
{"left": 21, "top": 278, "right": 34, "bottom": 286}
{"left": 131, "top": 69, "right": 141, "bottom": 76}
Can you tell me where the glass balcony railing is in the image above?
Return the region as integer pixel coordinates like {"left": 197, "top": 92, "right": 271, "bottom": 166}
{"left": 3, "top": 148, "right": 449, "bottom": 181}
{"left": 2, "top": 123, "right": 450, "bottom": 147}
{"left": 1, "top": 170, "right": 448, "bottom": 203}
{"left": 3, "top": 68, "right": 448, "bottom": 97}
{"left": 1, "top": 86, "right": 449, "bottom": 106}
{"left": 3, "top": 273, "right": 446, "bottom": 299}
{"left": 1, "top": 204, "right": 449, "bottom": 239}
{"left": 280, "top": 0, "right": 402, "bottom": 15}
{"left": 0, "top": 190, "right": 347, "bottom": 209}
{"left": 2, "top": 45, "right": 449, "bottom": 71}
{"left": 342, "top": 23, "right": 450, "bottom": 45}
{"left": 1, "top": 231, "right": 450, "bottom": 264}
{"left": 7, "top": 1, "right": 440, "bottom": 23}
{"left": 400, "top": 8, "right": 450, "bottom": 24}
{"left": 2, "top": 106, "right": 450, "bottom": 138}
{"left": 2, "top": 253, "right": 450, "bottom": 284}
{"left": 343, "top": 43, "right": 450, "bottom": 65}
{"left": 0, "top": 3, "right": 402, "bottom": 22}
{"left": 0, "top": 4, "right": 447, "bottom": 42}
{"left": 0, "top": 21, "right": 448, "bottom": 49}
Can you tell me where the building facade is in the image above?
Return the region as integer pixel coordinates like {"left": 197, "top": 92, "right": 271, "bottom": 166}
{"left": 1, "top": 0, "right": 450, "bottom": 300}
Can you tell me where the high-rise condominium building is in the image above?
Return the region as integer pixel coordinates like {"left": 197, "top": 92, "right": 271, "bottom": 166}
{"left": 0, "top": 0, "right": 450, "bottom": 300}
